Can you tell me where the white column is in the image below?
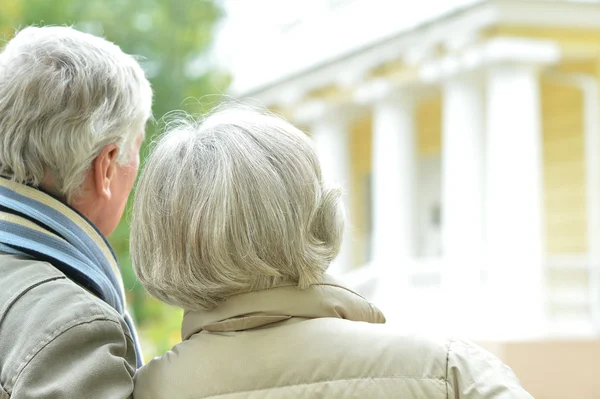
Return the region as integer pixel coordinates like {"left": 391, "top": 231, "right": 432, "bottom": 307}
{"left": 369, "top": 94, "right": 416, "bottom": 324}
{"left": 581, "top": 76, "right": 600, "bottom": 332}
{"left": 311, "top": 111, "right": 352, "bottom": 275}
{"left": 371, "top": 94, "right": 416, "bottom": 262}
{"left": 441, "top": 76, "right": 485, "bottom": 336}
{"left": 485, "top": 65, "right": 545, "bottom": 339}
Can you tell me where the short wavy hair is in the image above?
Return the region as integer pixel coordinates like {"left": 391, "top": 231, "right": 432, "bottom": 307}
{"left": 0, "top": 26, "right": 152, "bottom": 200}
{"left": 130, "top": 105, "right": 345, "bottom": 310}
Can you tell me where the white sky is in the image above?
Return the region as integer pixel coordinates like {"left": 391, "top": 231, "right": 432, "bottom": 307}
{"left": 213, "top": 0, "right": 481, "bottom": 93}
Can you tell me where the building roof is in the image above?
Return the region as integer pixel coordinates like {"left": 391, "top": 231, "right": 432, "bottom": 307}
{"left": 226, "top": 0, "right": 600, "bottom": 102}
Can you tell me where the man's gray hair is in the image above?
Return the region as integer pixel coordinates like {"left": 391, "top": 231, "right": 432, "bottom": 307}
{"left": 130, "top": 105, "right": 345, "bottom": 310}
{"left": 0, "top": 26, "right": 152, "bottom": 200}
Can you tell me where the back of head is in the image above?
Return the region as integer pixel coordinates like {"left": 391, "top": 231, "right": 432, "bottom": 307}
{"left": 131, "top": 105, "right": 345, "bottom": 310}
{"left": 0, "top": 26, "right": 152, "bottom": 200}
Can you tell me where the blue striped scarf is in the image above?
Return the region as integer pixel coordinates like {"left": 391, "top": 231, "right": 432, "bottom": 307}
{"left": 0, "top": 178, "right": 143, "bottom": 367}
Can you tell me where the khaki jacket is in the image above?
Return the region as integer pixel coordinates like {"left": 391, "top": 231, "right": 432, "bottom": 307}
{"left": 0, "top": 254, "right": 137, "bottom": 398}
{"left": 134, "top": 276, "right": 533, "bottom": 398}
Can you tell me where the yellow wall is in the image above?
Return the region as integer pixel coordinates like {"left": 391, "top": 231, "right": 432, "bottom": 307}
{"left": 541, "top": 80, "right": 588, "bottom": 254}
{"left": 485, "top": 25, "right": 597, "bottom": 254}
{"left": 343, "top": 78, "right": 589, "bottom": 259}
{"left": 416, "top": 94, "right": 442, "bottom": 156}
{"left": 484, "top": 25, "right": 600, "bottom": 255}
{"left": 349, "top": 113, "right": 372, "bottom": 268}
{"left": 343, "top": 26, "right": 599, "bottom": 264}
{"left": 347, "top": 95, "right": 443, "bottom": 267}
{"left": 412, "top": 77, "right": 590, "bottom": 255}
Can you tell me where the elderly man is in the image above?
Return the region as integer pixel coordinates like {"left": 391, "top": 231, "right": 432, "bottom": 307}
{"left": 0, "top": 26, "right": 152, "bottom": 397}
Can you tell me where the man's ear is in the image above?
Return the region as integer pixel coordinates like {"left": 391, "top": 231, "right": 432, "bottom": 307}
{"left": 92, "top": 144, "right": 119, "bottom": 200}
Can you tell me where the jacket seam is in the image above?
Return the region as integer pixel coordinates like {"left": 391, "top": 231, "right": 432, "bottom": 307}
{"left": 0, "top": 382, "right": 8, "bottom": 399}
{"left": 445, "top": 338, "right": 454, "bottom": 399}
{"left": 203, "top": 375, "right": 447, "bottom": 398}
{"left": 4, "top": 280, "right": 118, "bottom": 389}
{"left": 9, "top": 317, "right": 128, "bottom": 390}
{"left": 0, "top": 276, "right": 65, "bottom": 327}
{"left": 313, "top": 283, "right": 370, "bottom": 302}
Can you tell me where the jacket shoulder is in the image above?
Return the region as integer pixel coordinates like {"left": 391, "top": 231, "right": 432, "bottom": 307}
{"left": 447, "top": 339, "right": 534, "bottom": 398}
{"left": 134, "top": 319, "right": 454, "bottom": 398}
{"left": 0, "top": 254, "right": 133, "bottom": 394}
{"left": 0, "top": 253, "right": 122, "bottom": 323}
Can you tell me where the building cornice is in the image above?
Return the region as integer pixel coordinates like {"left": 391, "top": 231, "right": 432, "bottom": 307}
{"left": 235, "top": 0, "right": 600, "bottom": 109}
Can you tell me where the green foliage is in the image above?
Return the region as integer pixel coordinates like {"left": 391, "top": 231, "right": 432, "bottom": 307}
{"left": 0, "top": 0, "right": 229, "bottom": 360}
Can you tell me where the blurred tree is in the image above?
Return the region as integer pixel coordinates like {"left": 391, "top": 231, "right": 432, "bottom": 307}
{"left": 0, "top": 0, "right": 229, "bottom": 359}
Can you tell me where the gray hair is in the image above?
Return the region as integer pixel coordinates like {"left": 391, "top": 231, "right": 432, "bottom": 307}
{"left": 0, "top": 26, "right": 152, "bottom": 200}
{"left": 130, "top": 105, "right": 345, "bottom": 310}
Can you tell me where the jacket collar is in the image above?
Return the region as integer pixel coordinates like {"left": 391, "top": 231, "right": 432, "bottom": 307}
{"left": 182, "top": 275, "right": 386, "bottom": 340}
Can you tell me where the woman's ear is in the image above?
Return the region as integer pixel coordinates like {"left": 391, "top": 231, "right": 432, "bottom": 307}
{"left": 92, "top": 144, "right": 119, "bottom": 200}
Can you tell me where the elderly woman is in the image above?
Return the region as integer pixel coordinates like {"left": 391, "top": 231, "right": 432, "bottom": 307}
{"left": 131, "top": 107, "right": 532, "bottom": 398}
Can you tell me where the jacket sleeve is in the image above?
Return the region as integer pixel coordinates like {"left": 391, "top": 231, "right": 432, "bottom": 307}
{"left": 446, "top": 339, "right": 534, "bottom": 399}
{"left": 11, "top": 319, "right": 136, "bottom": 399}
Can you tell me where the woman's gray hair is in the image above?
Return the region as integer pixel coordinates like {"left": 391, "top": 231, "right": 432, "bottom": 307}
{"left": 0, "top": 26, "right": 152, "bottom": 200}
{"left": 130, "top": 105, "right": 345, "bottom": 310}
